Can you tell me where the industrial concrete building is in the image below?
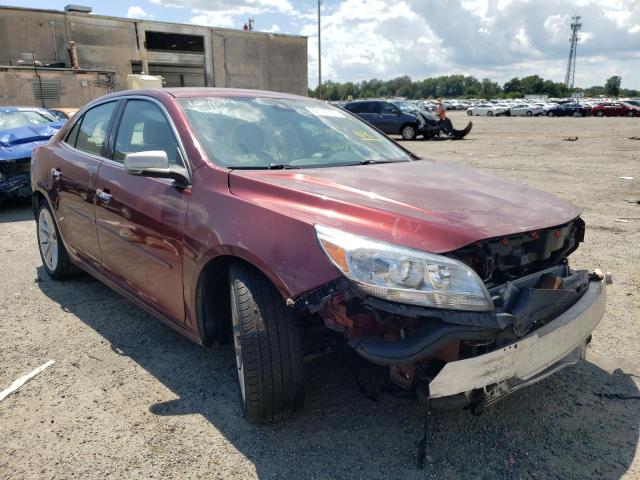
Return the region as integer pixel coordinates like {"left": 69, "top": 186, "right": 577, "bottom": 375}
{"left": 0, "top": 4, "right": 308, "bottom": 107}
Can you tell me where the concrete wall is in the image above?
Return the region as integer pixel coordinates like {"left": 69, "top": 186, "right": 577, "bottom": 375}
{"left": 0, "top": 6, "right": 308, "bottom": 100}
{"left": 0, "top": 68, "right": 113, "bottom": 107}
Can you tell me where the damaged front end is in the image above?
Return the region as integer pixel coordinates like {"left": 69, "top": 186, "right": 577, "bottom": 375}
{"left": 297, "top": 218, "right": 608, "bottom": 412}
{"left": 0, "top": 157, "right": 31, "bottom": 202}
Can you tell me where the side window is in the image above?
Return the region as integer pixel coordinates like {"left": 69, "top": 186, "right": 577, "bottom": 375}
{"left": 114, "top": 99, "right": 180, "bottom": 165}
{"left": 65, "top": 118, "right": 81, "bottom": 147}
{"left": 75, "top": 102, "right": 117, "bottom": 156}
{"left": 345, "top": 103, "right": 363, "bottom": 113}
{"left": 381, "top": 102, "right": 398, "bottom": 114}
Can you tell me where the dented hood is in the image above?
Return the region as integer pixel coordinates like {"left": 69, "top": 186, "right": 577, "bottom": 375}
{"left": 0, "top": 122, "right": 64, "bottom": 161}
{"left": 229, "top": 160, "right": 582, "bottom": 253}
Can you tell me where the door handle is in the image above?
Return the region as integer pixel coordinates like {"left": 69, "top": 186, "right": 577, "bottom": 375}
{"left": 51, "top": 168, "right": 62, "bottom": 180}
{"left": 96, "top": 188, "right": 112, "bottom": 204}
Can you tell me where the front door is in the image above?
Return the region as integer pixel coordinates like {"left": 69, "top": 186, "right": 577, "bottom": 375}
{"left": 94, "top": 98, "right": 190, "bottom": 323}
{"left": 49, "top": 100, "right": 118, "bottom": 269}
{"left": 378, "top": 102, "right": 401, "bottom": 134}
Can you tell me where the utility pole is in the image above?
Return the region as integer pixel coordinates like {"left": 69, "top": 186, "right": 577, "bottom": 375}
{"left": 317, "top": 0, "right": 322, "bottom": 98}
{"left": 564, "top": 15, "right": 582, "bottom": 89}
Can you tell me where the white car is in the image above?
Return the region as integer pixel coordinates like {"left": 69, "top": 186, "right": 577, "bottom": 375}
{"left": 466, "top": 103, "right": 509, "bottom": 116}
{"left": 510, "top": 104, "right": 543, "bottom": 117}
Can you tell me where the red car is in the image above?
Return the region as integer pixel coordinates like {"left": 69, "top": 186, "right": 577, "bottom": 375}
{"left": 591, "top": 102, "right": 639, "bottom": 117}
{"left": 31, "top": 88, "right": 608, "bottom": 423}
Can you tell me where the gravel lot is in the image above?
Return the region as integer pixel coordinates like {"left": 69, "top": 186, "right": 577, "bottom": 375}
{"left": 1, "top": 112, "right": 639, "bottom": 479}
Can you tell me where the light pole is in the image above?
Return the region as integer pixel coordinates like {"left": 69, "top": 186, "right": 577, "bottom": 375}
{"left": 317, "top": 0, "right": 322, "bottom": 98}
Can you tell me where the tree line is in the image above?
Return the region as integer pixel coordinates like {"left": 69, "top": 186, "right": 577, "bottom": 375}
{"left": 310, "top": 74, "right": 637, "bottom": 100}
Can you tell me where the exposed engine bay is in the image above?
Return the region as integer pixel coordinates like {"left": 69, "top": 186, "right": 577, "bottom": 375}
{"left": 296, "top": 217, "right": 600, "bottom": 411}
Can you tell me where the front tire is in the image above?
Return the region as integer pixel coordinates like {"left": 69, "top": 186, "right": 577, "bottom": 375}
{"left": 526, "top": 111, "right": 533, "bottom": 117}
{"left": 37, "top": 203, "right": 77, "bottom": 280}
{"left": 596, "top": 111, "right": 604, "bottom": 117}
{"left": 547, "top": 111, "right": 554, "bottom": 117}
{"left": 487, "top": 110, "right": 493, "bottom": 117}
{"left": 401, "top": 124, "right": 417, "bottom": 140}
{"left": 229, "top": 263, "right": 305, "bottom": 424}
{"left": 467, "top": 110, "right": 473, "bottom": 116}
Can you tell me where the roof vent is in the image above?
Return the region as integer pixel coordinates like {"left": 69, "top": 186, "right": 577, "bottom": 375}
{"left": 64, "top": 4, "right": 92, "bottom": 13}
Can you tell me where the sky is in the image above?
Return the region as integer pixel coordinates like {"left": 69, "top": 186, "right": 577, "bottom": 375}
{"left": 4, "top": 0, "right": 640, "bottom": 89}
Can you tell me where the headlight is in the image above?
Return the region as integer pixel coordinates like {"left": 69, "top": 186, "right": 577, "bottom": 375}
{"left": 315, "top": 225, "right": 493, "bottom": 312}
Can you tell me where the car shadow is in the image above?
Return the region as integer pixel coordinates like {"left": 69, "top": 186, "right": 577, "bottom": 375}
{"left": 0, "top": 201, "right": 33, "bottom": 223}
{"left": 37, "top": 270, "right": 639, "bottom": 479}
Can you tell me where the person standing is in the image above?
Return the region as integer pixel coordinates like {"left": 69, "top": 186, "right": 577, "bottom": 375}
{"left": 436, "top": 98, "right": 454, "bottom": 134}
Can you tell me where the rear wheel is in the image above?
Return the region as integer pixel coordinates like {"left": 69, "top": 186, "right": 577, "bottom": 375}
{"left": 547, "top": 111, "right": 554, "bottom": 117}
{"left": 401, "top": 124, "right": 417, "bottom": 140}
{"left": 487, "top": 110, "right": 493, "bottom": 117}
{"left": 526, "top": 111, "right": 533, "bottom": 117}
{"left": 37, "top": 203, "right": 77, "bottom": 280}
{"left": 596, "top": 111, "right": 604, "bottom": 117}
{"left": 628, "top": 111, "right": 634, "bottom": 117}
{"left": 229, "top": 263, "right": 305, "bottom": 424}
{"left": 466, "top": 110, "right": 473, "bottom": 116}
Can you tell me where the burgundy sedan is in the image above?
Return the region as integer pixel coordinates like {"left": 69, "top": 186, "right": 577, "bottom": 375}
{"left": 31, "top": 88, "right": 608, "bottom": 423}
{"left": 591, "top": 102, "right": 639, "bottom": 117}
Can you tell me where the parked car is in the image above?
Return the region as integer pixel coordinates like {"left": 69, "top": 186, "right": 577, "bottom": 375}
{"left": 591, "top": 102, "right": 639, "bottom": 117}
{"left": 556, "top": 103, "right": 589, "bottom": 117}
{"left": 31, "top": 88, "right": 608, "bottom": 423}
{"left": 343, "top": 99, "right": 420, "bottom": 140}
{"left": 48, "top": 107, "right": 79, "bottom": 120}
{"left": 0, "top": 106, "right": 65, "bottom": 202}
{"left": 466, "top": 104, "right": 508, "bottom": 116}
{"left": 510, "top": 104, "right": 543, "bottom": 117}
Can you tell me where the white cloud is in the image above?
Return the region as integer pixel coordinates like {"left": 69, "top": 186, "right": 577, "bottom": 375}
{"left": 190, "top": 10, "right": 235, "bottom": 28}
{"left": 126, "top": 6, "right": 153, "bottom": 18}
{"left": 151, "top": 0, "right": 297, "bottom": 15}
{"left": 264, "top": 24, "right": 282, "bottom": 33}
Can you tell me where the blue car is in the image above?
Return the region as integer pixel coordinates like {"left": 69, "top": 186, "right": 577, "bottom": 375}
{"left": 0, "top": 107, "right": 65, "bottom": 202}
{"left": 343, "top": 99, "right": 421, "bottom": 140}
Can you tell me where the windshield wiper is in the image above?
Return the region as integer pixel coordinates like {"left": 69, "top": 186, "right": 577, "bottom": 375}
{"left": 267, "top": 163, "right": 301, "bottom": 170}
{"left": 357, "top": 159, "right": 408, "bottom": 165}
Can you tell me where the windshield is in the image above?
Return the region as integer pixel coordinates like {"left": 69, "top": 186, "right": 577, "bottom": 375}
{"left": 393, "top": 101, "right": 417, "bottom": 113}
{"left": 0, "top": 110, "right": 56, "bottom": 130}
{"left": 179, "top": 97, "right": 412, "bottom": 169}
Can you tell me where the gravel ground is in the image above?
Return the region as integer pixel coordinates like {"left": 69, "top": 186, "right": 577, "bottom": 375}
{"left": 1, "top": 112, "right": 639, "bottom": 479}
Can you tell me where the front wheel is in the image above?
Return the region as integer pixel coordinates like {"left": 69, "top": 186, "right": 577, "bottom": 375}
{"left": 487, "top": 110, "right": 493, "bottom": 117}
{"left": 229, "top": 263, "right": 305, "bottom": 424}
{"left": 467, "top": 110, "right": 473, "bottom": 116}
{"left": 37, "top": 203, "right": 78, "bottom": 280}
{"left": 596, "top": 111, "right": 604, "bottom": 117}
{"left": 526, "top": 111, "right": 533, "bottom": 117}
{"left": 628, "top": 111, "right": 634, "bottom": 117}
{"left": 401, "top": 124, "right": 417, "bottom": 140}
{"left": 547, "top": 111, "right": 554, "bottom": 117}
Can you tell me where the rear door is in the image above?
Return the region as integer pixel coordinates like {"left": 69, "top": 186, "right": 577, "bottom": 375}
{"left": 49, "top": 100, "right": 119, "bottom": 269}
{"left": 94, "top": 97, "right": 190, "bottom": 323}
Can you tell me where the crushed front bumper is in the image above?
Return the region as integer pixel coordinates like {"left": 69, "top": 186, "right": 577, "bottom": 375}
{"left": 428, "top": 276, "right": 606, "bottom": 400}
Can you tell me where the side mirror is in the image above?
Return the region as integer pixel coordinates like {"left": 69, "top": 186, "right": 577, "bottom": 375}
{"left": 124, "top": 151, "right": 190, "bottom": 187}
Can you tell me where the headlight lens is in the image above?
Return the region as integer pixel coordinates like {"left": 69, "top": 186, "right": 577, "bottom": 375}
{"left": 315, "top": 225, "right": 493, "bottom": 311}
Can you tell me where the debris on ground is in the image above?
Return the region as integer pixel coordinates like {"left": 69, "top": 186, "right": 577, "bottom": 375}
{"left": 627, "top": 136, "right": 640, "bottom": 141}
{"left": 618, "top": 176, "right": 634, "bottom": 180}
{"left": 614, "top": 219, "right": 629, "bottom": 223}
{"left": 624, "top": 198, "right": 640, "bottom": 204}
{"left": 563, "top": 136, "right": 578, "bottom": 141}
{"left": 0, "top": 360, "right": 55, "bottom": 402}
